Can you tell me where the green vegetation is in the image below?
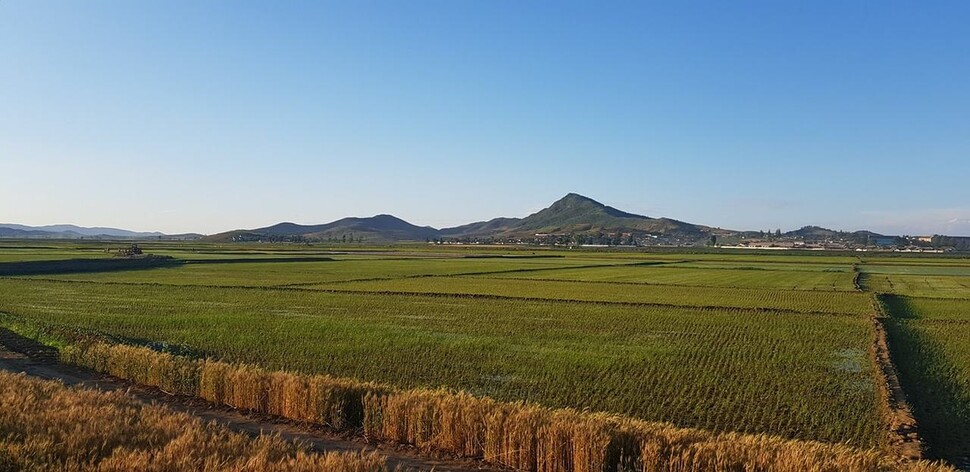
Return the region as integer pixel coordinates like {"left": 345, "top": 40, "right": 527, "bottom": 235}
{"left": 323, "top": 276, "right": 872, "bottom": 314}
{"left": 488, "top": 264, "right": 857, "bottom": 291}
{"left": 880, "top": 293, "right": 970, "bottom": 462}
{"left": 0, "top": 277, "right": 881, "bottom": 446}
{"left": 4, "top": 240, "right": 970, "bottom": 466}
{"left": 16, "top": 257, "right": 621, "bottom": 287}
{"left": 44, "top": 339, "right": 949, "bottom": 472}
{"left": 865, "top": 274, "right": 970, "bottom": 299}
{"left": 866, "top": 253, "right": 970, "bottom": 462}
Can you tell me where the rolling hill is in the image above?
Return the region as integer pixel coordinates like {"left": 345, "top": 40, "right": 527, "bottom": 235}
{"left": 0, "top": 224, "right": 202, "bottom": 240}
{"left": 206, "top": 193, "right": 716, "bottom": 243}
{"left": 209, "top": 215, "right": 440, "bottom": 243}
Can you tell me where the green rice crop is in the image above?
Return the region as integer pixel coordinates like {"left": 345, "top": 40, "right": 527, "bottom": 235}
{"left": 864, "top": 274, "right": 970, "bottom": 299}
{"left": 0, "top": 277, "right": 882, "bottom": 447}
{"left": 666, "top": 261, "right": 854, "bottom": 272}
{"left": 861, "top": 265, "right": 970, "bottom": 276}
{"left": 487, "top": 265, "right": 857, "bottom": 291}
{"left": 318, "top": 276, "right": 871, "bottom": 315}
{"left": 15, "top": 257, "right": 618, "bottom": 287}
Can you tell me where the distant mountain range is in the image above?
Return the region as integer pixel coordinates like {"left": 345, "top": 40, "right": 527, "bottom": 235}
{"left": 0, "top": 193, "right": 895, "bottom": 244}
{"left": 0, "top": 223, "right": 201, "bottom": 240}
{"left": 207, "top": 193, "right": 727, "bottom": 243}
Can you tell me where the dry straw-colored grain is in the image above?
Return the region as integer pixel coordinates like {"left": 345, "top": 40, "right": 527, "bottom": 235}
{"left": 0, "top": 370, "right": 388, "bottom": 471}
{"left": 60, "top": 340, "right": 954, "bottom": 472}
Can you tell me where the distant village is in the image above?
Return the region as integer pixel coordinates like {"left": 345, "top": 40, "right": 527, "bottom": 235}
{"left": 434, "top": 231, "right": 970, "bottom": 252}
{"left": 722, "top": 234, "right": 970, "bottom": 252}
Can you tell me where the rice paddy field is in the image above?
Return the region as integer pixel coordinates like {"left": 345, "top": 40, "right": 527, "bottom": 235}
{"left": 1, "top": 241, "right": 969, "bottom": 466}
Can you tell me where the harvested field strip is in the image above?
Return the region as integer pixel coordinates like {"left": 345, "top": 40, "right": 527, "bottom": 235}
{"left": 0, "top": 277, "right": 884, "bottom": 447}
{"left": 0, "top": 368, "right": 390, "bottom": 471}
{"left": 27, "top": 338, "right": 954, "bottom": 472}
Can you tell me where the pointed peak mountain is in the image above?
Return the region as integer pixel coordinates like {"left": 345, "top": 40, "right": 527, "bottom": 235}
{"left": 542, "top": 193, "right": 643, "bottom": 219}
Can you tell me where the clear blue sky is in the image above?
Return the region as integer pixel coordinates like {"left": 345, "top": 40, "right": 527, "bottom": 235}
{"left": 2, "top": 1, "right": 968, "bottom": 235}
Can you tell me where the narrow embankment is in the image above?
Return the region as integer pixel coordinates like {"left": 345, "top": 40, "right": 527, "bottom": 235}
{"left": 872, "top": 314, "right": 923, "bottom": 460}
{"left": 858, "top": 269, "right": 924, "bottom": 461}
{"left": 0, "top": 329, "right": 494, "bottom": 472}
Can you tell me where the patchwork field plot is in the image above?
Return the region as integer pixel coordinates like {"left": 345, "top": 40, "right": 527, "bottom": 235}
{"left": 320, "top": 276, "right": 872, "bottom": 314}
{"left": 666, "top": 261, "right": 854, "bottom": 272}
{"left": 861, "top": 264, "right": 970, "bottom": 276}
{"left": 487, "top": 264, "right": 857, "bottom": 291}
{"left": 864, "top": 274, "right": 970, "bottom": 299}
{"left": 0, "top": 275, "right": 882, "bottom": 447}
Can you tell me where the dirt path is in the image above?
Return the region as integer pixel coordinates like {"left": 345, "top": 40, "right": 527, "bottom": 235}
{"left": 0, "top": 334, "right": 498, "bottom": 472}
{"left": 871, "top": 317, "right": 923, "bottom": 460}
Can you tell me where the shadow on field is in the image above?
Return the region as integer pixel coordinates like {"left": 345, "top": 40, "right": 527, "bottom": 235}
{"left": 0, "top": 257, "right": 182, "bottom": 276}
{"left": 0, "top": 256, "right": 338, "bottom": 277}
{"left": 878, "top": 294, "right": 919, "bottom": 319}
{"left": 882, "top": 297, "right": 970, "bottom": 463}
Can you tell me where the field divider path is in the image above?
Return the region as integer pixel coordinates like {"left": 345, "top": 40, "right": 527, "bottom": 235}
{"left": 868, "top": 294, "right": 924, "bottom": 462}
{"left": 0, "top": 328, "right": 497, "bottom": 472}
{"left": 859, "top": 267, "right": 926, "bottom": 461}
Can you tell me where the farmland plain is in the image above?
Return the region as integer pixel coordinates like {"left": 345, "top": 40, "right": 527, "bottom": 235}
{"left": 1, "top": 242, "right": 969, "bottom": 466}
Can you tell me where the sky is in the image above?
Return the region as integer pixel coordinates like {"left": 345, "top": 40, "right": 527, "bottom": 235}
{"left": 2, "top": 1, "right": 969, "bottom": 236}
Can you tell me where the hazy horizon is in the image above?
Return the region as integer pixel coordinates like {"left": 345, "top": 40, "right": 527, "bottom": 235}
{"left": 2, "top": 190, "right": 967, "bottom": 237}
{"left": 3, "top": 2, "right": 969, "bottom": 236}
